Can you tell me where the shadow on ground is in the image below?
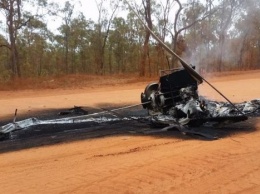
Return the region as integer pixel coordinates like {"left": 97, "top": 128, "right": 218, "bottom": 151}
{"left": 0, "top": 103, "right": 258, "bottom": 154}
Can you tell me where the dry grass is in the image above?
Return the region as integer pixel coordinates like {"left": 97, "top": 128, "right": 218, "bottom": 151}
{"left": 1, "top": 69, "right": 259, "bottom": 91}
{"left": 0, "top": 74, "right": 157, "bottom": 91}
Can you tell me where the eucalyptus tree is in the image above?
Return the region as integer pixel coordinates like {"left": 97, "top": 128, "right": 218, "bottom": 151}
{"left": 19, "top": 17, "right": 51, "bottom": 76}
{"left": 69, "top": 14, "right": 93, "bottom": 73}
{"left": 108, "top": 17, "right": 129, "bottom": 74}
{"left": 0, "top": 0, "right": 51, "bottom": 78}
{"left": 0, "top": 0, "right": 28, "bottom": 77}
{"left": 125, "top": 11, "right": 145, "bottom": 74}
{"left": 57, "top": 1, "right": 74, "bottom": 73}
{"left": 235, "top": 0, "right": 260, "bottom": 70}
{"left": 167, "top": 0, "right": 214, "bottom": 68}
{"left": 154, "top": 0, "right": 175, "bottom": 71}
{"left": 93, "top": 0, "right": 120, "bottom": 75}
{"left": 0, "top": 34, "right": 10, "bottom": 80}
{"left": 181, "top": 0, "right": 218, "bottom": 72}
{"left": 213, "top": 0, "right": 242, "bottom": 71}
{"left": 139, "top": 0, "right": 154, "bottom": 76}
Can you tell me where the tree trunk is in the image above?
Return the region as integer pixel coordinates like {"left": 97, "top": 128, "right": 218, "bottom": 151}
{"left": 140, "top": 31, "right": 150, "bottom": 76}
{"left": 8, "top": 0, "right": 21, "bottom": 78}
{"left": 140, "top": 0, "right": 152, "bottom": 77}
{"left": 237, "top": 32, "right": 248, "bottom": 70}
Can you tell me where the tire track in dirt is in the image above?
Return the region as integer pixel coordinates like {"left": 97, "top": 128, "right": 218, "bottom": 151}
{"left": 92, "top": 139, "right": 183, "bottom": 158}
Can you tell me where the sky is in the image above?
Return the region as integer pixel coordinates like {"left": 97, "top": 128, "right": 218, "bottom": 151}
{"left": 0, "top": 0, "right": 139, "bottom": 36}
{"left": 0, "top": 0, "right": 180, "bottom": 37}
{"left": 65, "top": 0, "right": 99, "bottom": 20}
{"left": 48, "top": 0, "right": 123, "bottom": 32}
{"left": 49, "top": 0, "right": 147, "bottom": 21}
{"left": 50, "top": 0, "right": 119, "bottom": 21}
{"left": 34, "top": 0, "right": 100, "bottom": 33}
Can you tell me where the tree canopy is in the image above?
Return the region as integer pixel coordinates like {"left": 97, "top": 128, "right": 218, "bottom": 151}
{"left": 0, "top": 0, "right": 260, "bottom": 80}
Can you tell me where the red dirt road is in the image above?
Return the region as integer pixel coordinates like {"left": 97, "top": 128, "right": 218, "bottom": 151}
{"left": 0, "top": 71, "right": 260, "bottom": 194}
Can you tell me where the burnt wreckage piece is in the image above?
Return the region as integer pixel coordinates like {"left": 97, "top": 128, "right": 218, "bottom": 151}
{"left": 141, "top": 67, "right": 248, "bottom": 129}
{"left": 141, "top": 68, "right": 198, "bottom": 115}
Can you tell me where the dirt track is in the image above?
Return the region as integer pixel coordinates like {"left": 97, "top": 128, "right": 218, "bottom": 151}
{"left": 1, "top": 71, "right": 260, "bottom": 194}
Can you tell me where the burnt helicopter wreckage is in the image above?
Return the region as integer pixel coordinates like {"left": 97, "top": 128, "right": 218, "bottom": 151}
{"left": 139, "top": 69, "right": 260, "bottom": 139}
{"left": 141, "top": 68, "right": 253, "bottom": 129}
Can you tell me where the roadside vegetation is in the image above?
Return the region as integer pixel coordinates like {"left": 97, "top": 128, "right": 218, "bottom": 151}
{"left": 0, "top": 0, "right": 260, "bottom": 84}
